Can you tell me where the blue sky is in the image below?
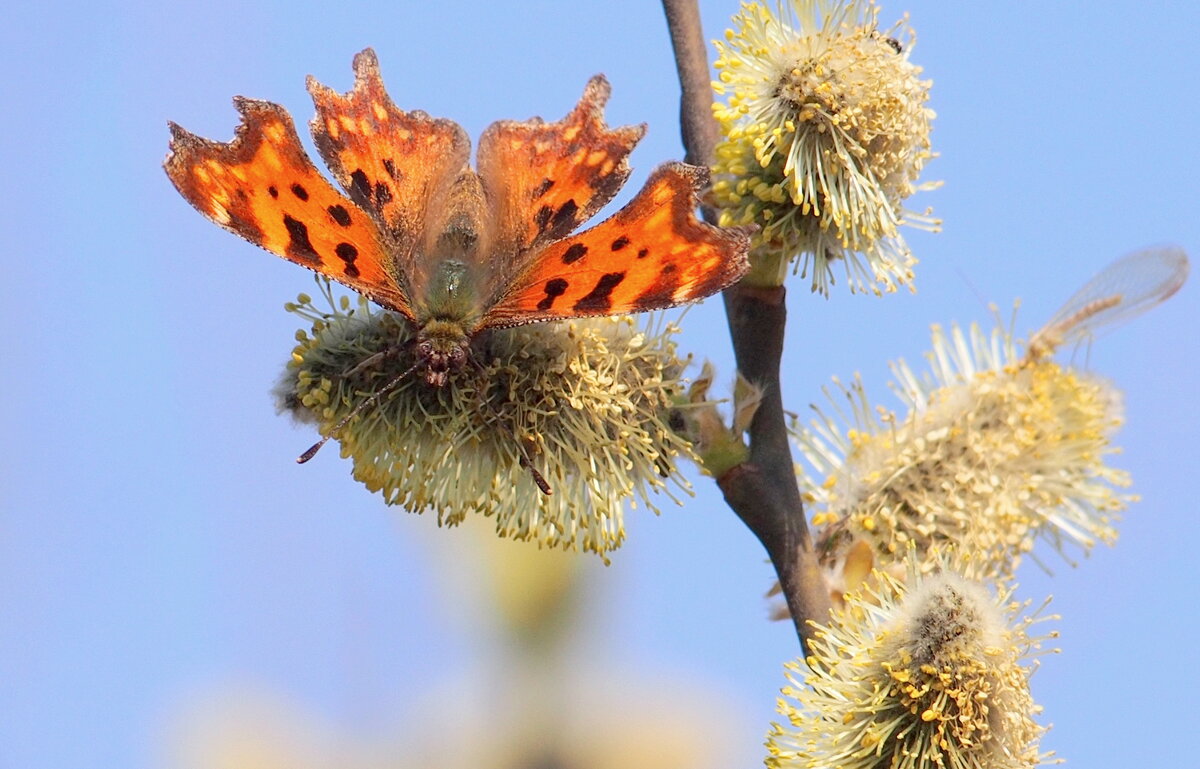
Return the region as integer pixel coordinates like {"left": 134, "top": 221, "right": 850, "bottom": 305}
{"left": 2, "top": 1, "right": 1197, "bottom": 766}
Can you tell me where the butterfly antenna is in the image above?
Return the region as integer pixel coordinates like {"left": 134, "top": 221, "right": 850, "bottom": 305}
{"left": 296, "top": 357, "right": 423, "bottom": 464}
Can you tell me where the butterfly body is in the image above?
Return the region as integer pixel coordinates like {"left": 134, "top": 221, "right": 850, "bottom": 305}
{"left": 165, "top": 48, "right": 752, "bottom": 389}
{"left": 411, "top": 204, "right": 485, "bottom": 385}
{"left": 414, "top": 297, "right": 476, "bottom": 388}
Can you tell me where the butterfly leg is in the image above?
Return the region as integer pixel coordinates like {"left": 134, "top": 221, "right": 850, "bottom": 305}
{"left": 343, "top": 347, "right": 393, "bottom": 379}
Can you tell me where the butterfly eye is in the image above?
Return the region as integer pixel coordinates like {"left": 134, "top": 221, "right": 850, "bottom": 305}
{"left": 417, "top": 340, "right": 434, "bottom": 357}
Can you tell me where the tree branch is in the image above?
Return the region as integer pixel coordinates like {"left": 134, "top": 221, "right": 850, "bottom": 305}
{"left": 661, "top": 0, "right": 831, "bottom": 652}
{"left": 660, "top": 0, "right": 719, "bottom": 171}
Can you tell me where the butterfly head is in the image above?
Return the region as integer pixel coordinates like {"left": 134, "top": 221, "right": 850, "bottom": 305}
{"left": 416, "top": 319, "right": 472, "bottom": 387}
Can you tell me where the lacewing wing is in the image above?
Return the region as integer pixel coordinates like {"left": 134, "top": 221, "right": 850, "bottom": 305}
{"left": 1025, "top": 246, "right": 1189, "bottom": 361}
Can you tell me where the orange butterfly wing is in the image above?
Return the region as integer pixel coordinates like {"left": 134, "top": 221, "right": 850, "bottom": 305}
{"left": 307, "top": 48, "right": 471, "bottom": 259}
{"left": 476, "top": 75, "right": 645, "bottom": 257}
{"left": 164, "top": 97, "right": 413, "bottom": 317}
{"left": 167, "top": 51, "right": 751, "bottom": 335}
{"left": 483, "top": 163, "right": 752, "bottom": 327}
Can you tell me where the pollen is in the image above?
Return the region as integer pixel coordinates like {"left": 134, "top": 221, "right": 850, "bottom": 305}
{"left": 793, "top": 317, "right": 1131, "bottom": 582}
{"left": 766, "top": 554, "right": 1055, "bottom": 769}
{"left": 711, "top": 0, "right": 940, "bottom": 295}
{"left": 275, "top": 281, "right": 697, "bottom": 559}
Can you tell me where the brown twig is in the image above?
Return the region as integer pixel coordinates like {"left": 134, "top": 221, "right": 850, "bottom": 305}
{"left": 661, "top": 0, "right": 831, "bottom": 653}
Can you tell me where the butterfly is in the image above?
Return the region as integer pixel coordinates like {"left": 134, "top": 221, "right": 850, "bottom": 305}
{"left": 164, "top": 48, "right": 752, "bottom": 395}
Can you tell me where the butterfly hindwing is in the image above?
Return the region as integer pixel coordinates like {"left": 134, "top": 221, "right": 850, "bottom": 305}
{"left": 482, "top": 163, "right": 752, "bottom": 328}
{"left": 164, "top": 97, "right": 413, "bottom": 316}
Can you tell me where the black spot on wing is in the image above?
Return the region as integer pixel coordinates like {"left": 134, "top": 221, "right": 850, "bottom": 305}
{"left": 537, "top": 278, "right": 569, "bottom": 311}
{"left": 349, "top": 169, "right": 372, "bottom": 205}
{"left": 535, "top": 199, "right": 581, "bottom": 240}
{"left": 267, "top": 185, "right": 279, "bottom": 199}
{"left": 533, "top": 178, "right": 555, "bottom": 198}
{"left": 535, "top": 205, "right": 554, "bottom": 234}
{"left": 382, "top": 158, "right": 400, "bottom": 181}
{"left": 347, "top": 168, "right": 394, "bottom": 213}
{"left": 290, "top": 183, "right": 309, "bottom": 201}
{"left": 637, "top": 248, "right": 649, "bottom": 259}
{"left": 335, "top": 242, "right": 360, "bottom": 278}
{"left": 374, "top": 181, "right": 393, "bottom": 207}
{"left": 327, "top": 204, "right": 352, "bottom": 227}
{"left": 283, "top": 214, "right": 319, "bottom": 262}
{"left": 551, "top": 199, "right": 578, "bottom": 231}
{"left": 562, "top": 243, "right": 588, "bottom": 264}
{"left": 573, "top": 272, "right": 625, "bottom": 312}
{"left": 610, "top": 235, "right": 631, "bottom": 251}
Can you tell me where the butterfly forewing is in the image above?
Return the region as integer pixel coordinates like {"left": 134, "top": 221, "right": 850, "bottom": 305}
{"left": 164, "top": 97, "right": 413, "bottom": 317}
